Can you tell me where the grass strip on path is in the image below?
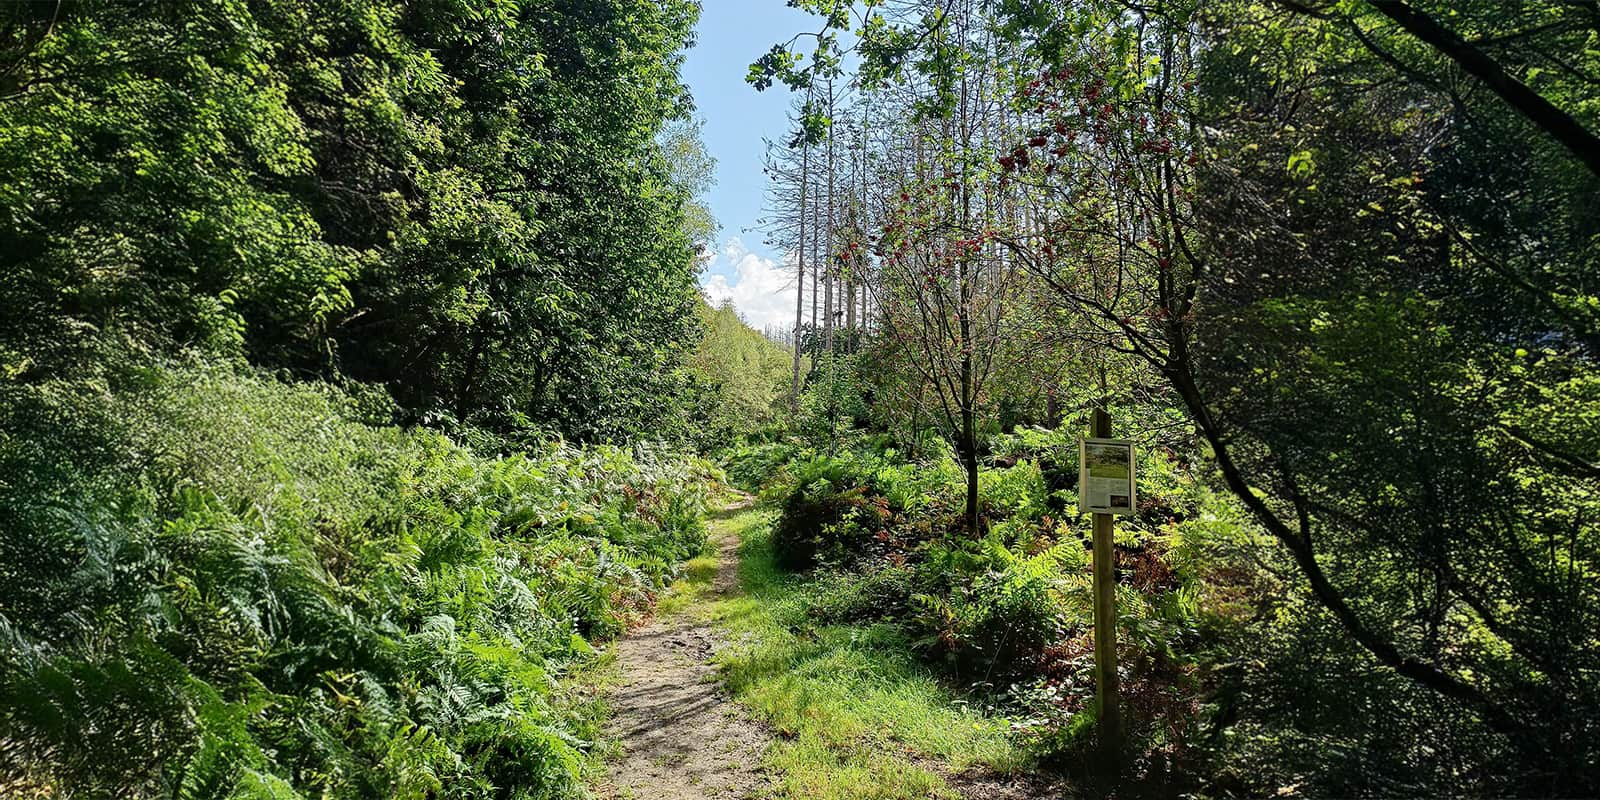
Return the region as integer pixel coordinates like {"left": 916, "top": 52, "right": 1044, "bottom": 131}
{"left": 708, "top": 507, "right": 1032, "bottom": 800}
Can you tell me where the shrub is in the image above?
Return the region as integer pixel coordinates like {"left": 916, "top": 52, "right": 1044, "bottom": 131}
{"left": 804, "top": 563, "right": 916, "bottom": 624}
{"left": 793, "top": 352, "right": 871, "bottom": 445}
{"left": 757, "top": 436, "right": 1234, "bottom": 783}
{"left": 0, "top": 362, "right": 713, "bottom": 798}
{"left": 911, "top": 541, "right": 1078, "bottom": 679}
{"left": 771, "top": 481, "right": 885, "bottom": 570}
{"left": 722, "top": 441, "right": 802, "bottom": 493}
{"left": 978, "top": 459, "right": 1049, "bottom": 521}
{"left": 987, "top": 425, "right": 1072, "bottom": 463}
{"left": 764, "top": 450, "right": 944, "bottom": 570}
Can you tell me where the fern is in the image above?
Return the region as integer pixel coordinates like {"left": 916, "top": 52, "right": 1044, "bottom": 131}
{"left": 0, "top": 363, "right": 713, "bottom": 798}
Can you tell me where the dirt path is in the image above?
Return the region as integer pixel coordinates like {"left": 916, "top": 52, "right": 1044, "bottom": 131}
{"left": 596, "top": 500, "right": 770, "bottom": 800}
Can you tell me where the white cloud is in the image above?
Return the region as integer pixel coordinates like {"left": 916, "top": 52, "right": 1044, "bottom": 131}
{"left": 699, "top": 237, "right": 798, "bottom": 332}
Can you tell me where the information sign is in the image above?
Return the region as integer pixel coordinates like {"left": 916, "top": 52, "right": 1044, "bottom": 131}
{"left": 1079, "top": 437, "right": 1137, "bottom": 515}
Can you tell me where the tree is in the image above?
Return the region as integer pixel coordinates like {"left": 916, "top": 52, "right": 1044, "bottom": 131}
{"left": 991, "top": 0, "right": 1599, "bottom": 786}
{"left": 0, "top": 0, "right": 708, "bottom": 442}
{"left": 759, "top": 93, "right": 816, "bottom": 409}
{"left": 865, "top": 1, "right": 1029, "bottom": 532}
{"left": 1277, "top": 0, "right": 1600, "bottom": 178}
{"left": 686, "top": 299, "right": 796, "bottom": 444}
{"left": 759, "top": 0, "right": 1600, "bottom": 789}
{"left": 660, "top": 116, "right": 720, "bottom": 254}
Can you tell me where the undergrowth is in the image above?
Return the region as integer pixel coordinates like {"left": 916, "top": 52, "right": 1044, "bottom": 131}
{"left": 719, "top": 431, "right": 1261, "bottom": 793}
{"left": 711, "top": 507, "right": 1031, "bottom": 800}
{"left": 0, "top": 362, "right": 716, "bottom": 798}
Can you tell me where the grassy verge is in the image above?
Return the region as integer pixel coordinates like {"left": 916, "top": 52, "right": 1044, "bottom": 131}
{"left": 709, "top": 507, "right": 1031, "bottom": 800}
{"left": 653, "top": 539, "right": 721, "bottom": 617}
{"left": 567, "top": 647, "right": 622, "bottom": 788}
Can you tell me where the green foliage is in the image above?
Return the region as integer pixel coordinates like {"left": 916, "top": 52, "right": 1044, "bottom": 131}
{"left": 751, "top": 432, "right": 1293, "bottom": 786}
{"left": 761, "top": 445, "right": 962, "bottom": 569}
{"left": 977, "top": 460, "right": 1048, "bottom": 526}
{"left": 0, "top": 0, "right": 706, "bottom": 442}
{"left": 769, "top": 454, "right": 887, "bottom": 571}
{"left": 1186, "top": 2, "right": 1600, "bottom": 791}
{"left": 763, "top": 0, "right": 1598, "bottom": 791}
{"left": 723, "top": 441, "right": 804, "bottom": 493}
{"left": 711, "top": 508, "right": 1031, "bottom": 799}
{"left": 793, "top": 351, "right": 872, "bottom": 447}
{"left": 686, "top": 301, "right": 798, "bottom": 447}
{"left": 910, "top": 540, "right": 1078, "bottom": 680}
{"left": 804, "top": 564, "right": 918, "bottom": 625}
{"left": 659, "top": 117, "right": 720, "bottom": 253}
{"left": 0, "top": 363, "right": 713, "bottom": 797}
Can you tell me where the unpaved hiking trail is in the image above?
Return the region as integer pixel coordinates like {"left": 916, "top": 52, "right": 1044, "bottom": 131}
{"left": 598, "top": 499, "right": 770, "bottom": 800}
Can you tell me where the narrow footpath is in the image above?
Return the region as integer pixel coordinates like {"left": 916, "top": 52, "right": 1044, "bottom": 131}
{"left": 596, "top": 499, "right": 771, "bottom": 800}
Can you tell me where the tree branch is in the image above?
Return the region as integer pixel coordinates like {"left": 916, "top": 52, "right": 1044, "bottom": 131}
{"left": 1360, "top": 0, "right": 1600, "bottom": 178}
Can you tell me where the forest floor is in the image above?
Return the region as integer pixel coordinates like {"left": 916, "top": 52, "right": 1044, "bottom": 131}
{"left": 593, "top": 496, "right": 1068, "bottom": 800}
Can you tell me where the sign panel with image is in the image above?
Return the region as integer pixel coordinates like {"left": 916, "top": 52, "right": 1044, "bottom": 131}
{"left": 1079, "top": 437, "right": 1136, "bottom": 515}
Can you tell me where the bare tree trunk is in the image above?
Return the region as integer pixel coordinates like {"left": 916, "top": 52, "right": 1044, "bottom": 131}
{"left": 845, "top": 108, "right": 862, "bottom": 340}
{"left": 823, "top": 81, "right": 836, "bottom": 356}
{"left": 791, "top": 91, "right": 812, "bottom": 409}
{"left": 811, "top": 145, "right": 820, "bottom": 334}
{"left": 791, "top": 199, "right": 807, "bottom": 402}
{"left": 845, "top": 282, "right": 856, "bottom": 336}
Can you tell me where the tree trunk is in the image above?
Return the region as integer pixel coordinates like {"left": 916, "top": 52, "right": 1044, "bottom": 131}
{"left": 810, "top": 154, "right": 820, "bottom": 333}
{"left": 455, "top": 324, "right": 487, "bottom": 422}
{"left": 958, "top": 162, "right": 977, "bottom": 531}
{"left": 962, "top": 404, "right": 979, "bottom": 534}
{"left": 792, "top": 120, "right": 810, "bottom": 409}
{"left": 823, "top": 81, "right": 836, "bottom": 355}
{"left": 845, "top": 281, "right": 856, "bottom": 336}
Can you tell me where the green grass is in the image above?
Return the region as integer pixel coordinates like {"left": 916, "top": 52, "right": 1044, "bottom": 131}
{"left": 708, "top": 507, "right": 1031, "bottom": 799}
{"left": 655, "top": 547, "right": 720, "bottom": 616}
{"left": 655, "top": 494, "right": 753, "bottom": 616}
{"left": 566, "top": 647, "right": 622, "bottom": 787}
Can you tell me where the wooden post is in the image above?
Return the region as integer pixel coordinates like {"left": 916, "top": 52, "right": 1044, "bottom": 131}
{"left": 1091, "top": 406, "right": 1122, "bottom": 770}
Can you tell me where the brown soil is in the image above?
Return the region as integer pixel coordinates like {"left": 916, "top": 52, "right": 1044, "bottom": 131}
{"left": 596, "top": 499, "right": 771, "bottom": 800}
{"left": 947, "top": 767, "right": 1074, "bottom": 799}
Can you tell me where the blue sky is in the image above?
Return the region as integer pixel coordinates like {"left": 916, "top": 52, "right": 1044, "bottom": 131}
{"left": 683, "top": 0, "right": 816, "bottom": 330}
